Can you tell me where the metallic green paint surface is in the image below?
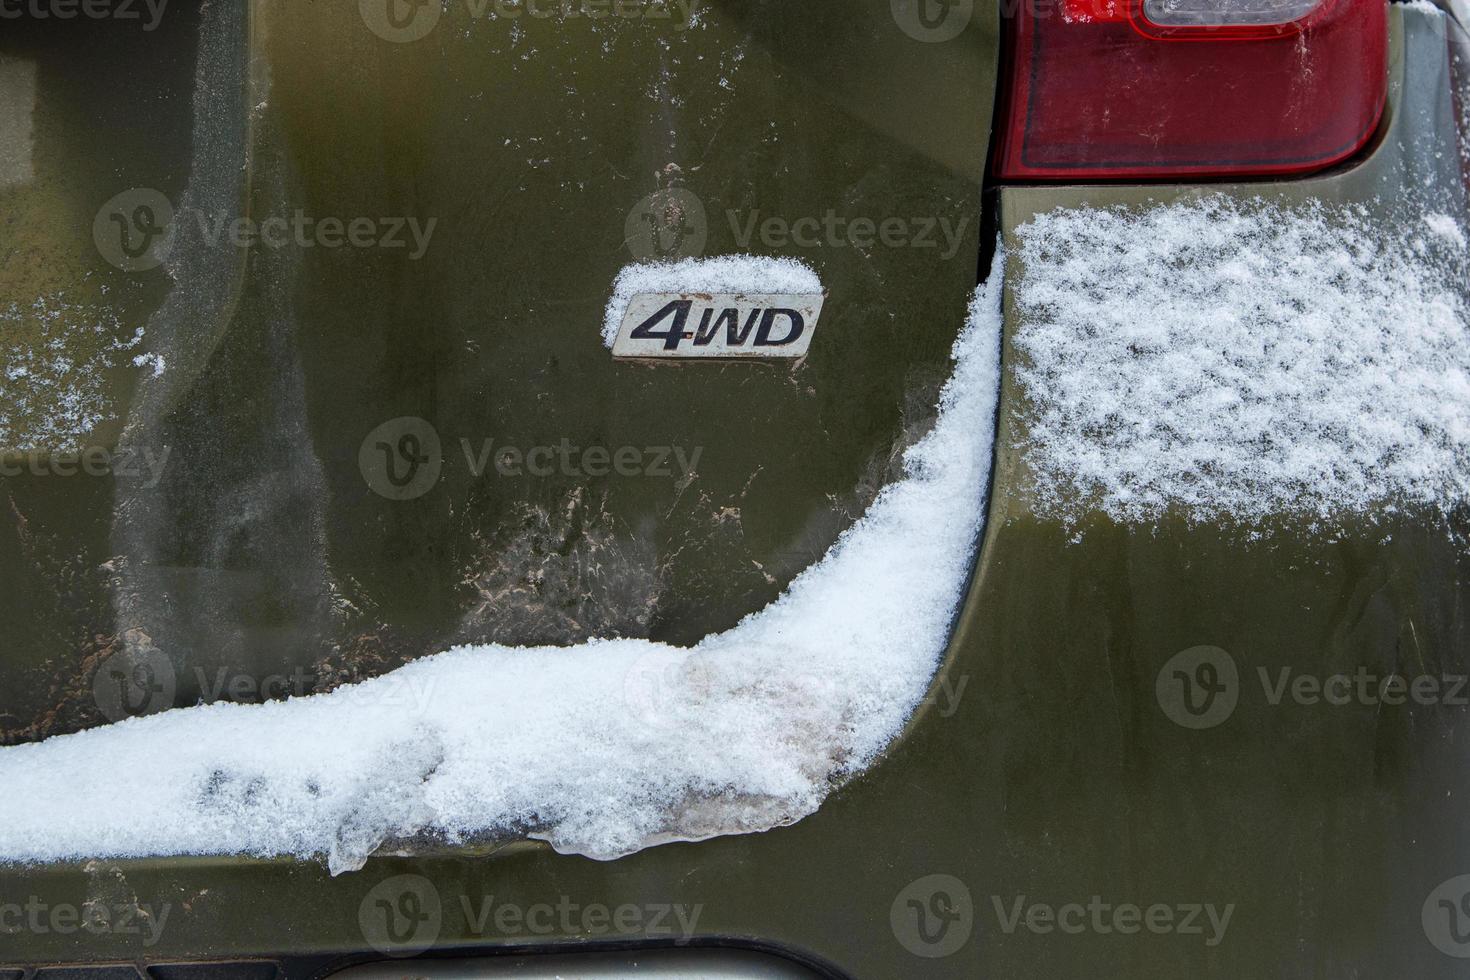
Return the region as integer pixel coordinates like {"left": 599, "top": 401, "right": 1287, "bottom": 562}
{"left": 2, "top": 4, "right": 1468, "bottom": 980}
{"left": 0, "top": 0, "right": 991, "bottom": 738}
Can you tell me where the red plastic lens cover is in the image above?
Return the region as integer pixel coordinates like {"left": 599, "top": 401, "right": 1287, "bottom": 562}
{"left": 994, "top": 0, "right": 1389, "bottom": 179}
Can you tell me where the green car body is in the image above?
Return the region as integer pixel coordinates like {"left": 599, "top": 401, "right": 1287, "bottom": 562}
{"left": 1, "top": 0, "right": 1468, "bottom": 976}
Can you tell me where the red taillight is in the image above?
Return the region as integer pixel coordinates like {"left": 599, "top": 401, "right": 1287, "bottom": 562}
{"left": 993, "top": 0, "right": 1389, "bottom": 180}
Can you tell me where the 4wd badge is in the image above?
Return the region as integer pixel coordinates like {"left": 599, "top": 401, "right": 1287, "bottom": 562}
{"left": 612, "top": 292, "right": 825, "bottom": 360}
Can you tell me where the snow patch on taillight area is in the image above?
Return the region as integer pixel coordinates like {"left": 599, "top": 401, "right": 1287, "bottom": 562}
{"left": 1013, "top": 198, "right": 1470, "bottom": 527}
{"left": 0, "top": 263, "right": 1001, "bottom": 874}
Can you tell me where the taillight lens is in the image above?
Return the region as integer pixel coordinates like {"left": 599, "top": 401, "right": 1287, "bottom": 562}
{"left": 993, "top": 0, "right": 1389, "bottom": 180}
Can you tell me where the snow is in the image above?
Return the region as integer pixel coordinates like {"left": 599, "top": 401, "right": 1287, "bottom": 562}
{"left": 132, "top": 352, "right": 167, "bottom": 378}
{"left": 0, "top": 293, "right": 143, "bottom": 453}
{"left": 0, "top": 260, "right": 1003, "bottom": 874}
{"left": 1012, "top": 198, "right": 1470, "bottom": 526}
{"left": 1426, "top": 212, "right": 1467, "bottom": 250}
{"left": 602, "top": 255, "right": 822, "bottom": 347}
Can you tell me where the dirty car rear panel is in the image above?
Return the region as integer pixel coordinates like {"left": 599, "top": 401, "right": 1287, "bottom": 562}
{"left": 3, "top": 3, "right": 1470, "bottom": 980}
{"left": 0, "top": 0, "right": 993, "bottom": 739}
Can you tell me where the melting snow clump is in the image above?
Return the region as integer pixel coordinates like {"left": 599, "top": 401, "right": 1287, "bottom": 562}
{"left": 602, "top": 255, "right": 822, "bottom": 347}
{"left": 1013, "top": 198, "right": 1470, "bottom": 525}
{"left": 0, "top": 262, "right": 1003, "bottom": 874}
